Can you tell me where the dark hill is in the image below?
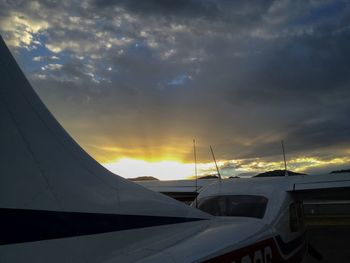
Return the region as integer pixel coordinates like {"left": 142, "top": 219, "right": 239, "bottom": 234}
{"left": 330, "top": 169, "right": 350, "bottom": 174}
{"left": 199, "top": 175, "right": 219, "bottom": 179}
{"left": 254, "top": 170, "right": 306, "bottom": 177}
{"left": 128, "top": 176, "right": 159, "bottom": 181}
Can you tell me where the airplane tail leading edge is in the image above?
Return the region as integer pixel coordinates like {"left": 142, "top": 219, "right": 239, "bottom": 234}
{"left": 0, "top": 35, "right": 209, "bottom": 226}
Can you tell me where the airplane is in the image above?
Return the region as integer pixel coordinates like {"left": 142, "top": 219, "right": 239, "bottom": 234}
{"left": 1, "top": 34, "right": 350, "bottom": 263}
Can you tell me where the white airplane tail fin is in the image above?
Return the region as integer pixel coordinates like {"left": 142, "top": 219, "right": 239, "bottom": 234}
{"left": 0, "top": 35, "right": 208, "bottom": 245}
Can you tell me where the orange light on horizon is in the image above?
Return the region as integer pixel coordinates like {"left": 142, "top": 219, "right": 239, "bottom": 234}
{"left": 103, "top": 158, "right": 196, "bottom": 180}
{"left": 101, "top": 155, "right": 350, "bottom": 181}
{"left": 102, "top": 157, "right": 221, "bottom": 180}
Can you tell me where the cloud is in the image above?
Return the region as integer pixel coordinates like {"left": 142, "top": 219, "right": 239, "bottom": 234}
{"left": 42, "top": 63, "right": 63, "bottom": 70}
{"left": 93, "top": 0, "right": 221, "bottom": 18}
{"left": 1, "top": 0, "right": 350, "bottom": 176}
{"left": 0, "top": 11, "right": 49, "bottom": 47}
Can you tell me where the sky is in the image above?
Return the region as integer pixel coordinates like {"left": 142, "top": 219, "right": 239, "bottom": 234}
{"left": 1, "top": 0, "right": 350, "bottom": 180}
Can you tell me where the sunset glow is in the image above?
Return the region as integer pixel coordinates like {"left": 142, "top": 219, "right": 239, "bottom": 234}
{"left": 103, "top": 158, "right": 220, "bottom": 180}
{"left": 2, "top": 0, "right": 350, "bottom": 181}
{"left": 103, "top": 158, "right": 195, "bottom": 180}
{"left": 102, "top": 155, "right": 350, "bottom": 180}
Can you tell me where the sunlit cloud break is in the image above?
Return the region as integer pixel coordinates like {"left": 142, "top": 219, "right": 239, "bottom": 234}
{"left": 103, "top": 158, "right": 196, "bottom": 180}
{"left": 103, "top": 156, "right": 350, "bottom": 180}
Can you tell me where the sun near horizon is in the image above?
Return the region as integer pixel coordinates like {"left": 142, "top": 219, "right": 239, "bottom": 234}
{"left": 100, "top": 154, "right": 350, "bottom": 181}
{"left": 103, "top": 158, "right": 193, "bottom": 180}
{"left": 102, "top": 157, "right": 219, "bottom": 181}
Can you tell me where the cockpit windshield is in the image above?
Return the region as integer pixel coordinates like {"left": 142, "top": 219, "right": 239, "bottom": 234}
{"left": 196, "top": 195, "right": 268, "bottom": 218}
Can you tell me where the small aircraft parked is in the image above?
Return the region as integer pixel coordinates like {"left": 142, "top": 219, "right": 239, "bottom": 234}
{"left": 137, "top": 172, "right": 350, "bottom": 262}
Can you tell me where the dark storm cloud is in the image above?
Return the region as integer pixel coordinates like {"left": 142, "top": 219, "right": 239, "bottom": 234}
{"left": 94, "top": 0, "right": 220, "bottom": 18}
{"left": 93, "top": 0, "right": 274, "bottom": 21}
{"left": 1, "top": 0, "right": 350, "bottom": 167}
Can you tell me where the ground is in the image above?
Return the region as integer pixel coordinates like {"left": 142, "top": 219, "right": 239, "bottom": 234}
{"left": 307, "top": 226, "right": 350, "bottom": 262}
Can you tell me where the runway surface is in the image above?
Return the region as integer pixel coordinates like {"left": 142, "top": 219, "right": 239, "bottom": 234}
{"left": 307, "top": 226, "right": 350, "bottom": 262}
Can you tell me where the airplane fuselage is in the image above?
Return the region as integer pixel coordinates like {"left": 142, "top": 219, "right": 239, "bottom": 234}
{"left": 187, "top": 178, "right": 308, "bottom": 263}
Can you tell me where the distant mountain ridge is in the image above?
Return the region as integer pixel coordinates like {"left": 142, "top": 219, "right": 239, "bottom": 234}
{"left": 199, "top": 175, "right": 219, "bottom": 179}
{"left": 254, "top": 170, "right": 306, "bottom": 177}
{"left": 128, "top": 176, "right": 159, "bottom": 181}
{"left": 330, "top": 169, "right": 350, "bottom": 174}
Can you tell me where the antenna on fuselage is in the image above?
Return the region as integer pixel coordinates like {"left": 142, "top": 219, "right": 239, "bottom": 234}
{"left": 281, "top": 140, "right": 289, "bottom": 176}
{"left": 193, "top": 139, "right": 198, "bottom": 208}
{"left": 210, "top": 145, "right": 222, "bottom": 180}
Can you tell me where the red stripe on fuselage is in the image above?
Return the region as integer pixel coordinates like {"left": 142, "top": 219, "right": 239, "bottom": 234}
{"left": 204, "top": 235, "right": 307, "bottom": 263}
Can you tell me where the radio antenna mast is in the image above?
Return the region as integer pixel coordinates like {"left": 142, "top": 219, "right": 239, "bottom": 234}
{"left": 210, "top": 145, "right": 222, "bottom": 180}
{"left": 193, "top": 139, "right": 198, "bottom": 207}
{"left": 281, "top": 140, "right": 288, "bottom": 176}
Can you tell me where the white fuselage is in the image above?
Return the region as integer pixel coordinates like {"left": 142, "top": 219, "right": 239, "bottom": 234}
{"left": 182, "top": 177, "right": 308, "bottom": 263}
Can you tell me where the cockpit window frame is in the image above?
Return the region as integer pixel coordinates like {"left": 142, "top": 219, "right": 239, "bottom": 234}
{"left": 195, "top": 194, "right": 269, "bottom": 219}
{"left": 289, "top": 201, "right": 304, "bottom": 232}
